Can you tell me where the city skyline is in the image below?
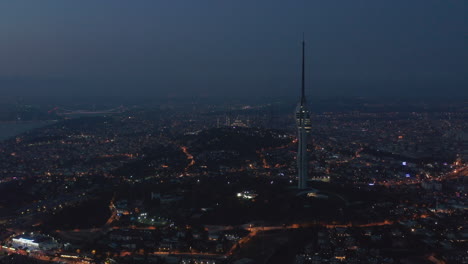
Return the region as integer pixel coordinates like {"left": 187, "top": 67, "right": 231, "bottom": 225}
{"left": 0, "top": 2, "right": 466, "bottom": 264}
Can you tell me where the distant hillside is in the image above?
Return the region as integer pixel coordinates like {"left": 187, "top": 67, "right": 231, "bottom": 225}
{"left": 181, "top": 127, "right": 291, "bottom": 168}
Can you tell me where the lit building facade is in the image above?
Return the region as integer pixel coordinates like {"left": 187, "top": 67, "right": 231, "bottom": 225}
{"left": 12, "top": 234, "right": 59, "bottom": 251}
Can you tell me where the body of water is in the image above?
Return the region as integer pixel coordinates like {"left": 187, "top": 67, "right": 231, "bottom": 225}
{"left": 0, "top": 121, "right": 56, "bottom": 141}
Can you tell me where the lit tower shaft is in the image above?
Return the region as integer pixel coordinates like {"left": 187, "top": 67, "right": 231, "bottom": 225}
{"left": 295, "top": 40, "right": 311, "bottom": 189}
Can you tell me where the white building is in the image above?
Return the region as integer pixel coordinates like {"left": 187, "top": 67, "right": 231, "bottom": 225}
{"left": 12, "top": 234, "right": 59, "bottom": 251}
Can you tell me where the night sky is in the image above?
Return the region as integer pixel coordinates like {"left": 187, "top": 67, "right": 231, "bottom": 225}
{"left": 0, "top": 1, "right": 466, "bottom": 98}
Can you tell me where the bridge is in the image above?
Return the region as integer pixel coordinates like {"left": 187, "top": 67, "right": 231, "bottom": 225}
{"left": 48, "top": 106, "right": 126, "bottom": 116}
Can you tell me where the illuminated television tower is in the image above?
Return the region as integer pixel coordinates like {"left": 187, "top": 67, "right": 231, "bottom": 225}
{"left": 295, "top": 40, "right": 311, "bottom": 189}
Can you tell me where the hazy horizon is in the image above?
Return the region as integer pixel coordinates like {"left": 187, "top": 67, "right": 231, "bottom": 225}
{"left": 1, "top": 0, "right": 467, "bottom": 98}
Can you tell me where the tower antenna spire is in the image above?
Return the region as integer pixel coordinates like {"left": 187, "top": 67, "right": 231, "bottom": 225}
{"left": 301, "top": 35, "right": 305, "bottom": 104}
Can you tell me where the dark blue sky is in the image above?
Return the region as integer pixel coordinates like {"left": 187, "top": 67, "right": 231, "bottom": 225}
{"left": 0, "top": 0, "right": 466, "bottom": 98}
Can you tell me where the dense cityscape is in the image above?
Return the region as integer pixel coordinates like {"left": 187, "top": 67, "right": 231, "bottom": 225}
{"left": 1, "top": 1, "right": 467, "bottom": 264}
{"left": 0, "top": 97, "right": 466, "bottom": 264}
